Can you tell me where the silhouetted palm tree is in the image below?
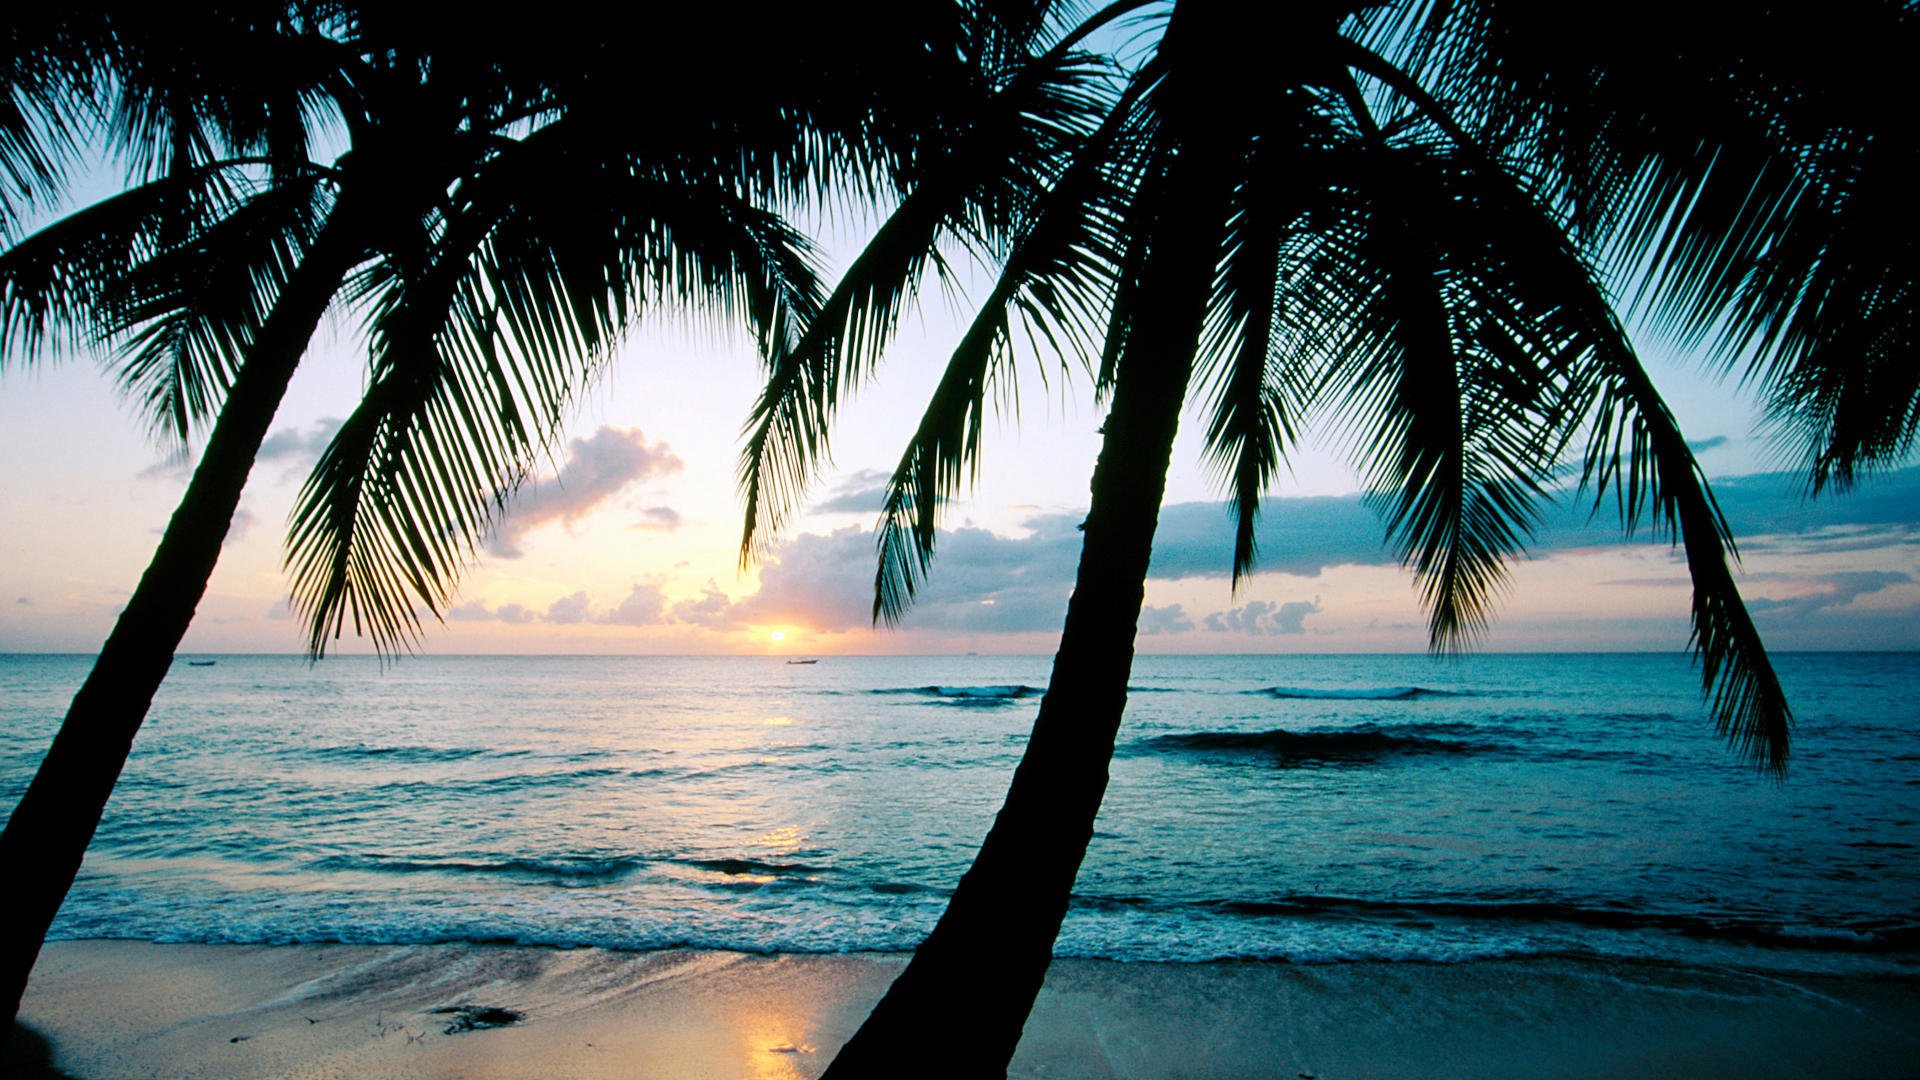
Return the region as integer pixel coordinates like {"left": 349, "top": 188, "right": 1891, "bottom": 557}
{"left": 0, "top": 1, "right": 1017, "bottom": 1025}
{"left": 738, "top": 1, "right": 1913, "bottom": 1073}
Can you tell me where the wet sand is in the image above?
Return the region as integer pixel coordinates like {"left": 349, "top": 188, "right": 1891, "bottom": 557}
{"left": 12, "top": 940, "right": 1920, "bottom": 1078}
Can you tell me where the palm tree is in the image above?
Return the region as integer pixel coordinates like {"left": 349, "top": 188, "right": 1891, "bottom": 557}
{"left": 738, "top": 2, "right": 1912, "bottom": 1073}
{"left": 0, "top": 1, "right": 1007, "bottom": 1025}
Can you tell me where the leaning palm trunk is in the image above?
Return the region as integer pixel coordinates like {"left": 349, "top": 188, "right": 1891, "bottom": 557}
{"left": 0, "top": 203, "right": 366, "bottom": 1025}
{"left": 826, "top": 360, "right": 1190, "bottom": 1077}
{"left": 824, "top": 131, "right": 1223, "bottom": 1076}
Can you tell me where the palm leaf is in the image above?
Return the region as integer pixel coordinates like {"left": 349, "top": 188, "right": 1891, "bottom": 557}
{"left": 871, "top": 70, "right": 1143, "bottom": 623}
{"left": 1436, "top": 142, "right": 1793, "bottom": 771}
{"left": 0, "top": 164, "right": 250, "bottom": 360}
{"left": 288, "top": 160, "right": 824, "bottom": 656}
{"left": 106, "top": 173, "right": 330, "bottom": 441}
{"left": 736, "top": 36, "right": 1115, "bottom": 565}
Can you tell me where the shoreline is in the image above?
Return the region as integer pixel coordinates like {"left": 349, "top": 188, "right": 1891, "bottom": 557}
{"left": 13, "top": 941, "right": 1920, "bottom": 1078}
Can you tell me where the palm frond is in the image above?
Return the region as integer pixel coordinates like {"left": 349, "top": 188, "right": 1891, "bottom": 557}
{"left": 0, "top": 7, "right": 106, "bottom": 240}
{"left": 106, "top": 173, "right": 330, "bottom": 441}
{"left": 1437, "top": 146, "right": 1794, "bottom": 772}
{"left": 289, "top": 160, "right": 824, "bottom": 656}
{"left": 737, "top": 40, "right": 1112, "bottom": 566}
{"left": 1194, "top": 107, "right": 1318, "bottom": 588}
{"left": 1334, "top": 148, "right": 1558, "bottom": 651}
{"left": 1384, "top": 0, "right": 1919, "bottom": 495}
{"left": 1323, "top": 37, "right": 1794, "bottom": 768}
{"left": 0, "top": 163, "right": 251, "bottom": 362}
{"left": 870, "top": 73, "right": 1140, "bottom": 624}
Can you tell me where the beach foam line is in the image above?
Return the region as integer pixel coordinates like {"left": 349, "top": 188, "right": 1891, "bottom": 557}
{"left": 16, "top": 942, "right": 1920, "bottom": 1079}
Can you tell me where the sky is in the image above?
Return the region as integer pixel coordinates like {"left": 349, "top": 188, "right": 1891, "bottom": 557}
{"left": 3, "top": 229, "right": 1915, "bottom": 660}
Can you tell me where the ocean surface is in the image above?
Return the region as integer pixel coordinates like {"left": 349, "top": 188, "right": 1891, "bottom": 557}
{"left": 2, "top": 652, "right": 1916, "bottom": 977}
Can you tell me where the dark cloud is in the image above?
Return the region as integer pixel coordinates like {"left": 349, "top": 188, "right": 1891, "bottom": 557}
{"left": 1742, "top": 571, "right": 1911, "bottom": 617}
{"left": 1540, "top": 466, "right": 1920, "bottom": 550}
{"left": 1143, "top": 499, "right": 1390, "bottom": 580}
{"left": 491, "top": 426, "right": 683, "bottom": 558}
{"left": 1147, "top": 465, "right": 1920, "bottom": 580}
{"left": 691, "top": 465, "right": 1920, "bottom": 641}
{"left": 1201, "top": 597, "right": 1322, "bottom": 636}
{"left": 1738, "top": 524, "right": 1920, "bottom": 558}
{"left": 1687, "top": 435, "right": 1729, "bottom": 453}
{"left": 812, "top": 469, "right": 893, "bottom": 514}
{"left": 1138, "top": 603, "right": 1193, "bottom": 635}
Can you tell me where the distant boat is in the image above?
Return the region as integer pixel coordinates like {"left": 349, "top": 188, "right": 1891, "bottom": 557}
{"left": 186, "top": 660, "right": 217, "bottom": 667}
{"left": 786, "top": 658, "right": 819, "bottom": 665}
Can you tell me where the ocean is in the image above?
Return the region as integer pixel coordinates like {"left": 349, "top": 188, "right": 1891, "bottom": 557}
{"left": 2, "top": 652, "right": 1915, "bottom": 977}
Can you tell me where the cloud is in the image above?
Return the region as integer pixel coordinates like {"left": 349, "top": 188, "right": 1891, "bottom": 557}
{"left": 448, "top": 601, "right": 494, "bottom": 622}
{"left": 258, "top": 419, "right": 345, "bottom": 462}
{"left": 632, "top": 506, "right": 683, "bottom": 532}
{"left": 545, "top": 590, "right": 591, "bottom": 625}
{"left": 1687, "top": 435, "right": 1729, "bottom": 453}
{"left": 670, "top": 581, "right": 737, "bottom": 627}
{"left": 15, "top": 596, "right": 31, "bottom": 607}
{"left": 1143, "top": 499, "right": 1392, "bottom": 580}
{"left": 1742, "top": 571, "right": 1912, "bottom": 617}
{"left": 491, "top": 426, "right": 683, "bottom": 558}
{"left": 725, "top": 523, "right": 1079, "bottom": 633}
{"left": 447, "top": 585, "right": 667, "bottom": 628}
{"left": 658, "top": 465, "right": 1920, "bottom": 643}
{"left": 1144, "top": 465, "right": 1920, "bottom": 580}
{"left": 137, "top": 455, "right": 193, "bottom": 481}
{"left": 221, "top": 506, "right": 256, "bottom": 548}
{"left": 1138, "top": 603, "right": 1193, "bottom": 635}
{"left": 812, "top": 470, "right": 892, "bottom": 514}
{"left": 1201, "top": 597, "right": 1322, "bottom": 636}
{"left": 603, "top": 584, "right": 667, "bottom": 626}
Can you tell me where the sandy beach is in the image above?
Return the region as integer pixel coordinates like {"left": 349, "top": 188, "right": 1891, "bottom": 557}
{"left": 8, "top": 940, "right": 1918, "bottom": 1078}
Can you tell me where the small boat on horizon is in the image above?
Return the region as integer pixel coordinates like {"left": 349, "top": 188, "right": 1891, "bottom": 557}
{"left": 785, "top": 658, "right": 819, "bottom": 665}
{"left": 186, "top": 660, "right": 217, "bottom": 667}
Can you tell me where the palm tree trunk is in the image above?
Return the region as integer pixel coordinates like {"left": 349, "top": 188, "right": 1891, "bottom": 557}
{"left": 0, "top": 201, "right": 367, "bottom": 1027}
{"left": 824, "top": 140, "right": 1226, "bottom": 1078}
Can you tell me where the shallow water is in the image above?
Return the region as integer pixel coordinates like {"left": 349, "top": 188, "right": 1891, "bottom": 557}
{"left": 2, "top": 652, "right": 1915, "bottom": 975}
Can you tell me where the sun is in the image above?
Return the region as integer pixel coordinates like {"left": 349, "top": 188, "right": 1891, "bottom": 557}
{"left": 769, "top": 630, "right": 786, "bottom": 643}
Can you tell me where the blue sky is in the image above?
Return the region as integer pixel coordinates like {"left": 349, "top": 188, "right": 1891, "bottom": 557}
{"left": 3, "top": 259, "right": 1915, "bottom": 656}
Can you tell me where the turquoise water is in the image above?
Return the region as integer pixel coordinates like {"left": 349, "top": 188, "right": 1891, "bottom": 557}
{"left": 2, "top": 652, "right": 1915, "bottom": 975}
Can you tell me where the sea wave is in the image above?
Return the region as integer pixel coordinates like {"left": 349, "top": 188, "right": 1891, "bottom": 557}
{"left": 50, "top": 885, "right": 1918, "bottom": 970}
{"left": 308, "top": 854, "right": 646, "bottom": 884}
{"left": 683, "top": 857, "right": 828, "bottom": 878}
{"left": 1073, "top": 893, "right": 1920, "bottom": 956}
{"left": 1253, "top": 685, "right": 1465, "bottom": 701}
{"left": 300, "top": 744, "right": 528, "bottom": 764}
{"left": 867, "top": 684, "right": 1042, "bottom": 705}
{"left": 1138, "top": 723, "right": 1499, "bottom": 763}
